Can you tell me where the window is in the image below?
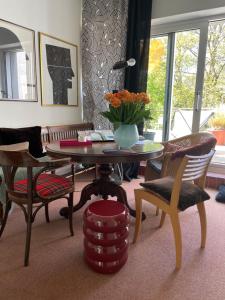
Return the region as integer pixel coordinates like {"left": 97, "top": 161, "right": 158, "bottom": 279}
{"left": 147, "top": 16, "right": 225, "bottom": 166}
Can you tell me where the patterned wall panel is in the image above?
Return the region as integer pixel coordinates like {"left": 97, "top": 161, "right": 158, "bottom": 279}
{"left": 82, "top": 0, "right": 128, "bottom": 129}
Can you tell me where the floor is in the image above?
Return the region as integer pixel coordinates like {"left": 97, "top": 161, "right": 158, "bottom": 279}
{"left": 0, "top": 176, "right": 225, "bottom": 300}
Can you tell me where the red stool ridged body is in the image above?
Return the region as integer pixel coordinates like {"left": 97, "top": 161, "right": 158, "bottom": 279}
{"left": 83, "top": 200, "right": 129, "bottom": 273}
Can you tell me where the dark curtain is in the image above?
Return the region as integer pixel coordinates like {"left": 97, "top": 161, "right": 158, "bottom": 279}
{"left": 122, "top": 0, "right": 152, "bottom": 180}
{"left": 124, "top": 0, "right": 152, "bottom": 94}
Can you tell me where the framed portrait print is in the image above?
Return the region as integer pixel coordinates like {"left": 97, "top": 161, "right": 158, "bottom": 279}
{"left": 0, "top": 19, "right": 37, "bottom": 102}
{"left": 39, "top": 32, "right": 78, "bottom": 106}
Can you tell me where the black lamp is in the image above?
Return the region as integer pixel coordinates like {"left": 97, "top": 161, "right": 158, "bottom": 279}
{"left": 112, "top": 58, "right": 136, "bottom": 70}
{"left": 107, "top": 58, "right": 136, "bottom": 93}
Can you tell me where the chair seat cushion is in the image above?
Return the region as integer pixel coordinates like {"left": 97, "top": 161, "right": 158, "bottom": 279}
{"left": 14, "top": 174, "right": 72, "bottom": 198}
{"left": 140, "top": 176, "right": 210, "bottom": 211}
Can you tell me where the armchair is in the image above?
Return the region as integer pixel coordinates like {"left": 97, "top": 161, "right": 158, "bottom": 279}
{"left": 145, "top": 132, "right": 217, "bottom": 181}
{"left": 0, "top": 142, "right": 74, "bottom": 266}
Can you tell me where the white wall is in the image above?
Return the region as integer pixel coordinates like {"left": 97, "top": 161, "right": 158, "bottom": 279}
{"left": 0, "top": 0, "right": 82, "bottom": 127}
{"left": 152, "top": 0, "right": 225, "bottom": 20}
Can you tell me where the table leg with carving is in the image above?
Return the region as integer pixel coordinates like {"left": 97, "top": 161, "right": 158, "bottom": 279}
{"left": 59, "top": 163, "right": 146, "bottom": 220}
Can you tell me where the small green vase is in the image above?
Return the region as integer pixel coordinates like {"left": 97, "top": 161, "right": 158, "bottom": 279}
{"left": 114, "top": 124, "right": 139, "bottom": 148}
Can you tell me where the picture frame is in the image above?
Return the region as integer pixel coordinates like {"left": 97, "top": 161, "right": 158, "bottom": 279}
{"left": 39, "top": 32, "right": 78, "bottom": 106}
{"left": 0, "top": 18, "right": 37, "bottom": 102}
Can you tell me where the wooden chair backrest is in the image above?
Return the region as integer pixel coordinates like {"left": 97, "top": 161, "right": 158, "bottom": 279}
{"left": 182, "top": 153, "right": 214, "bottom": 182}
{"left": 0, "top": 142, "right": 71, "bottom": 196}
{"left": 170, "top": 150, "right": 215, "bottom": 209}
{"left": 0, "top": 142, "right": 29, "bottom": 152}
{"left": 0, "top": 143, "right": 40, "bottom": 167}
{"left": 0, "top": 143, "right": 39, "bottom": 192}
{"left": 47, "top": 123, "right": 94, "bottom": 143}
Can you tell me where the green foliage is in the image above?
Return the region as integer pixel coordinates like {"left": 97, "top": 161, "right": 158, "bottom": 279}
{"left": 172, "top": 30, "right": 199, "bottom": 109}
{"left": 146, "top": 67, "right": 165, "bottom": 129}
{"left": 209, "top": 113, "right": 225, "bottom": 129}
{"left": 146, "top": 38, "right": 167, "bottom": 129}
{"left": 203, "top": 21, "right": 225, "bottom": 107}
{"left": 146, "top": 22, "right": 225, "bottom": 131}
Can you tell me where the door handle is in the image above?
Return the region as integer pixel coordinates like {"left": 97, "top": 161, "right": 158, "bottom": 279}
{"left": 195, "top": 91, "right": 202, "bottom": 111}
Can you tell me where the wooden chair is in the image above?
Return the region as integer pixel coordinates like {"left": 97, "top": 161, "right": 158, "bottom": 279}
{"left": 145, "top": 132, "right": 217, "bottom": 216}
{"left": 133, "top": 150, "right": 215, "bottom": 269}
{"left": 0, "top": 142, "right": 74, "bottom": 266}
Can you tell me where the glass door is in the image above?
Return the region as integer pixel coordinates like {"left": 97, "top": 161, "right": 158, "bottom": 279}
{"left": 169, "top": 29, "right": 200, "bottom": 139}
{"left": 146, "top": 35, "right": 168, "bottom": 142}
{"left": 147, "top": 29, "right": 201, "bottom": 141}
{"left": 200, "top": 19, "right": 225, "bottom": 164}
{"left": 148, "top": 16, "right": 225, "bottom": 168}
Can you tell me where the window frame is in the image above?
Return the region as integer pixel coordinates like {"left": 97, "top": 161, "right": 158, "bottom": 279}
{"left": 150, "top": 13, "right": 225, "bottom": 170}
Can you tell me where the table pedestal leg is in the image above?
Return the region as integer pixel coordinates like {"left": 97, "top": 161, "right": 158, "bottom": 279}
{"left": 59, "top": 164, "right": 146, "bottom": 220}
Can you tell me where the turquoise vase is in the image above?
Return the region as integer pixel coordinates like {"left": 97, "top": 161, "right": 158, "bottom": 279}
{"left": 114, "top": 124, "right": 139, "bottom": 149}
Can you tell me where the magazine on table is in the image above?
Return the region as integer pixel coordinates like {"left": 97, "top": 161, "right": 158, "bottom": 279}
{"left": 77, "top": 130, "right": 114, "bottom": 142}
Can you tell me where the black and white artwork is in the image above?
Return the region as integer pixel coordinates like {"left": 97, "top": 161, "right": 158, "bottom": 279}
{"left": 0, "top": 19, "right": 37, "bottom": 102}
{"left": 39, "top": 33, "right": 78, "bottom": 106}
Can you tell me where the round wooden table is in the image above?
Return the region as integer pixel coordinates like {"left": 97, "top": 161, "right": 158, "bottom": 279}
{"left": 47, "top": 141, "right": 163, "bottom": 219}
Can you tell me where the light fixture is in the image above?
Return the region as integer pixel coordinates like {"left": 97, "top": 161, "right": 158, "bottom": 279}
{"left": 106, "top": 58, "right": 136, "bottom": 92}
{"left": 112, "top": 58, "right": 136, "bottom": 70}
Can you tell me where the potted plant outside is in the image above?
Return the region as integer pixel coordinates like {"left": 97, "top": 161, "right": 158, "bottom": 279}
{"left": 209, "top": 113, "right": 225, "bottom": 145}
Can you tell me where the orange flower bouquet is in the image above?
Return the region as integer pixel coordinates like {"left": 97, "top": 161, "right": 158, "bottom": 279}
{"left": 101, "top": 90, "right": 151, "bottom": 125}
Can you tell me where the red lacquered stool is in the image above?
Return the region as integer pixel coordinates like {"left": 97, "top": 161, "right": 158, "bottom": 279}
{"left": 83, "top": 200, "right": 129, "bottom": 274}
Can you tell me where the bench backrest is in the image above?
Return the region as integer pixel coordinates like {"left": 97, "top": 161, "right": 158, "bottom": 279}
{"left": 41, "top": 127, "right": 50, "bottom": 148}
{"left": 47, "top": 123, "right": 94, "bottom": 143}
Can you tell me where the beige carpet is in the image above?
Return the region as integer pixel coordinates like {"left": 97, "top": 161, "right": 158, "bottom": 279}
{"left": 0, "top": 177, "right": 225, "bottom": 300}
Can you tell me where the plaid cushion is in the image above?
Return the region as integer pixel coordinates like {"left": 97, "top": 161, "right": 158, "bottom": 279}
{"left": 14, "top": 174, "right": 72, "bottom": 198}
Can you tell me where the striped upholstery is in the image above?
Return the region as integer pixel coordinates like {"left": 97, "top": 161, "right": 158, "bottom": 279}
{"left": 14, "top": 174, "right": 72, "bottom": 198}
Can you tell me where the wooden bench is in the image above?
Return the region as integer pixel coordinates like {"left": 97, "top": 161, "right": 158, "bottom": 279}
{"left": 48, "top": 123, "right": 95, "bottom": 174}
{"left": 47, "top": 123, "right": 94, "bottom": 143}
